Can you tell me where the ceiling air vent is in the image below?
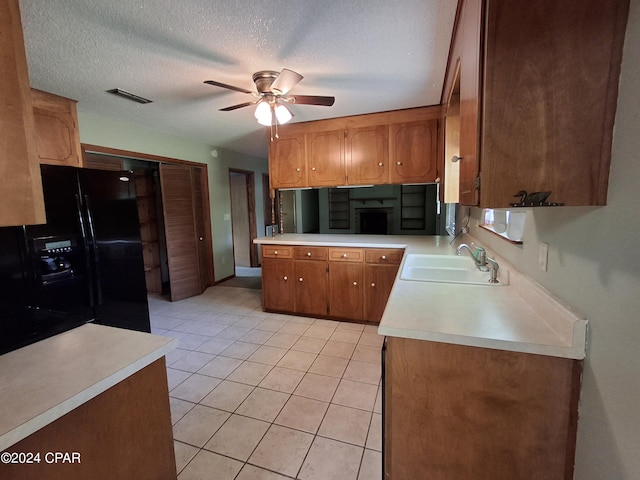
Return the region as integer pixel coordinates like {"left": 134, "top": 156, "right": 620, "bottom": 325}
{"left": 106, "top": 88, "right": 152, "bottom": 104}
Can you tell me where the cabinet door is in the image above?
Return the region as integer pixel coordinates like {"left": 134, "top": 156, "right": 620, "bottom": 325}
{"left": 294, "top": 260, "right": 328, "bottom": 316}
{"left": 262, "top": 258, "right": 295, "bottom": 312}
{"left": 346, "top": 125, "right": 389, "bottom": 185}
{"left": 389, "top": 119, "right": 438, "bottom": 184}
{"left": 329, "top": 262, "right": 363, "bottom": 321}
{"left": 456, "top": 0, "right": 483, "bottom": 206}
{"left": 364, "top": 264, "right": 399, "bottom": 324}
{"left": 478, "top": 0, "right": 627, "bottom": 207}
{"left": 384, "top": 337, "right": 582, "bottom": 480}
{"left": 269, "top": 134, "right": 306, "bottom": 189}
{"left": 0, "top": 0, "right": 46, "bottom": 227}
{"left": 31, "top": 89, "right": 83, "bottom": 167}
{"left": 307, "top": 130, "right": 346, "bottom": 187}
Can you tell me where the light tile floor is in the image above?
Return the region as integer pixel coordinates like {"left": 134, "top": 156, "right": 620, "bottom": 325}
{"left": 149, "top": 284, "right": 383, "bottom": 480}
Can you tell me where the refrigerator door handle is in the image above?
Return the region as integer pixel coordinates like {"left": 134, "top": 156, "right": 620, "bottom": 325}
{"left": 84, "top": 195, "right": 103, "bottom": 306}
{"left": 75, "top": 194, "right": 95, "bottom": 308}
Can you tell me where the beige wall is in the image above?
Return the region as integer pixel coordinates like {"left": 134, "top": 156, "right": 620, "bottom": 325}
{"left": 77, "top": 110, "right": 268, "bottom": 282}
{"left": 466, "top": 2, "right": 640, "bottom": 477}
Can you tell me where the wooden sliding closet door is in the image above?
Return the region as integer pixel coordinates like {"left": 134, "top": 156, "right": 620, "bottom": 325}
{"left": 160, "top": 164, "right": 202, "bottom": 301}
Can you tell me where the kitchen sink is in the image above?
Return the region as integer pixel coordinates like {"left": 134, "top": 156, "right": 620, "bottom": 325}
{"left": 400, "top": 254, "right": 505, "bottom": 286}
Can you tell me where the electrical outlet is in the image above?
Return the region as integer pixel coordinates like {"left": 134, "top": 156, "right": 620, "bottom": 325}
{"left": 538, "top": 242, "right": 549, "bottom": 271}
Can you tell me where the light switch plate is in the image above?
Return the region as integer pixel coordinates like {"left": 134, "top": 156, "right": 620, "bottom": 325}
{"left": 539, "top": 242, "right": 549, "bottom": 271}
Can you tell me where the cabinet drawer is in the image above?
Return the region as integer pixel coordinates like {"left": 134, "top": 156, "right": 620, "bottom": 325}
{"left": 294, "top": 246, "right": 328, "bottom": 261}
{"left": 329, "top": 248, "right": 364, "bottom": 263}
{"left": 262, "top": 245, "right": 293, "bottom": 259}
{"left": 365, "top": 248, "right": 404, "bottom": 265}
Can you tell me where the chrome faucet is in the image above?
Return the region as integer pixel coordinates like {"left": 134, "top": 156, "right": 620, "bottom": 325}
{"left": 486, "top": 257, "right": 500, "bottom": 283}
{"left": 456, "top": 243, "right": 487, "bottom": 269}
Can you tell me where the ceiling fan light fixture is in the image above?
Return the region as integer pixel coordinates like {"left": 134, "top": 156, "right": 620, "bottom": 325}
{"left": 275, "top": 104, "right": 292, "bottom": 125}
{"left": 254, "top": 101, "right": 272, "bottom": 126}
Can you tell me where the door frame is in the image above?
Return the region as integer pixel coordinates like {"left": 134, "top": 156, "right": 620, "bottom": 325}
{"left": 228, "top": 168, "right": 259, "bottom": 268}
{"left": 81, "top": 143, "right": 216, "bottom": 288}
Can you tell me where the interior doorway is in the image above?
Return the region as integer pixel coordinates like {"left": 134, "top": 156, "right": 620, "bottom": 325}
{"left": 229, "top": 169, "right": 258, "bottom": 269}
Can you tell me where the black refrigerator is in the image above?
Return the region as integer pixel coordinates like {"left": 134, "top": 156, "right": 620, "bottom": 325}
{"left": 0, "top": 165, "right": 150, "bottom": 354}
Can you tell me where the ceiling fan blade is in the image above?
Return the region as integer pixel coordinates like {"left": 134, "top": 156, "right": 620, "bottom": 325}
{"left": 270, "top": 68, "right": 303, "bottom": 95}
{"left": 204, "top": 80, "right": 253, "bottom": 95}
{"left": 287, "top": 95, "right": 335, "bottom": 106}
{"left": 219, "top": 101, "right": 256, "bottom": 111}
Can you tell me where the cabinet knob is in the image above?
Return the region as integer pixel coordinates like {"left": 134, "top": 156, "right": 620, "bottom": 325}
{"left": 381, "top": 255, "right": 387, "bottom": 260}
{"left": 396, "top": 161, "right": 403, "bottom": 166}
{"left": 283, "top": 276, "right": 288, "bottom": 281}
{"left": 371, "top": 282, "right": 376, "bottom": 287}
{"left": 307, "top": 252, "right": 312, "bottom": 257}
{"left": 296, "top": 168, "right": 301, "bottom": 172}
{"left": 274, "top": 250, "right": 278, "bottom": 255}
{"left": 299, "top": 277, "right": 304, "bottom": 282}
{"left": 353, "top": 281, "right": 358, "bottom": 286}
{"left": 342, "top": 253, "right": 348, "bottom": 258}
{"left": 311, "top": 167, "right": 317, "bottom": 171}
{"left": 199, "top": 236, "right": 204, "bottom": 241}
{"left": 378, "top": 162, "right": 384, "bottom": 167}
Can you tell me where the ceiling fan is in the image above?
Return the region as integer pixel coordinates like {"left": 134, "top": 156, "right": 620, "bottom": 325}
{"left": 204, "top": 68, "right": 335, "bottom": 130}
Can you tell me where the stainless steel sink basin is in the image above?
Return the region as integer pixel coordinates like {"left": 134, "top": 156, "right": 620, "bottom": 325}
{"left": 400, "top": 254, "right": 504, "bottom": 286}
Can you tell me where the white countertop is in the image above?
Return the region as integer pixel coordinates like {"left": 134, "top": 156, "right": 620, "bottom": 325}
{"left": 0, "top": 324, "right": 177, "bottom": 451}
{"left": 255, "top": 234, "right": 587, "bottom": 359}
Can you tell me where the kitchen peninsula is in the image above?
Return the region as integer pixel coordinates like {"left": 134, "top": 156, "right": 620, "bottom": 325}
{"left": 255, "top": 233, "right": 586, "bottom": 479}
{"left": 0, "top": 324, "right": 177, "bottom": 480}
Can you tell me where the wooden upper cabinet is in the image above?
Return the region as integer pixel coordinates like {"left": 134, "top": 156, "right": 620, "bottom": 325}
{"left": 0, "top": 0, "right": 46, "bottom": 227}
{"left": 389, "top": 119, "right": 439, "bottom": 184}
{"left": 307, "top": 129, "right": 346, "bottom": 186}
{"left": 269, "top": 133, "right": 306, "bottom": 189}
{"left": 443, "top": 0, "right": 629, "bottom": 207}
{"left": 31, "top": 89, "right": 83, "bottom": 167}
{"left": 346, "top": 125, "right": 389, "bottom": 185}
{"left": 268, "top": 106, "right": 442, "bottom": 189}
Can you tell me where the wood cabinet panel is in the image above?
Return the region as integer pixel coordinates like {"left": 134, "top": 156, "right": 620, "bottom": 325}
{"left": 328, "top": 247, "right": 364, "bottom": 263}
{"left": 2, "top": 359, "right": 177, "bottom": 480}
{"left": 294, "top": 260, "right": 328, "bottom": 316}
{"left": 346, "top": 125, "right": 389, "bottom": 185}
{"left": 364, "top": 264, "right": 399, "bottom": 323}
{"left": 269, "top": 134, "right": 306, "bottom": 189}
{"left": 0, "top": 0, "right": 46, "bottom": 227}
{"left": 443, "top": 0, "right": 629, "bottom": 207}
{"left": 365, "top": 248, "right": 404, "bottom": 265}
{"left": 389, "top": 119, "right": 439, "bottom": 184}
{"left": 261, "top": 257, "right": 295, "bottom": 312}
{"left": 262, "top": 245, "right": 293, "bottom": 258}
{"left": 384, "top": 337, "right": 582, "bottom": 480}
{"left": 329, "top": 262, "right": 363, "bottom": 321}
{"left": 294, "top": 246, "right": 328, "bottom": 261}
{"left": 31, "top": 89, "right": 83, "bottom": 167}
{"left": 307, "top": 129, "right": 346, "bottom": 186}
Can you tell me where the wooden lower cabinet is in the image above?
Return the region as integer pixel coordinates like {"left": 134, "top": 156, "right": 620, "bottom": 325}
{"left": 294, "top": 260, "right": 328, "bottom": 316}
{"left": 2, "top": 358, "right": 176, "bottom": 480}
{"left": 261, "top": 244, "right": 402, "bottom": 324}
{"left": 262, "top": 257, "right": 295, "bottom": 312}
{"left": 261, "top": 246, "right": 328, "bottom": 317}
{"left": 329, "top": 262, "right": 364, "bottom": 320}
{"left": 383, "top": 336, "right": 582, "bottom": 480}
{"left": 364, "top": 264, "right": 399, "bottom": 322}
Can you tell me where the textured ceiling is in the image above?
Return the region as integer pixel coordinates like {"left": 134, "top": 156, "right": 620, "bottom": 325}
{"left": 19, "top": 0, "right": 457, "bottom": 159}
